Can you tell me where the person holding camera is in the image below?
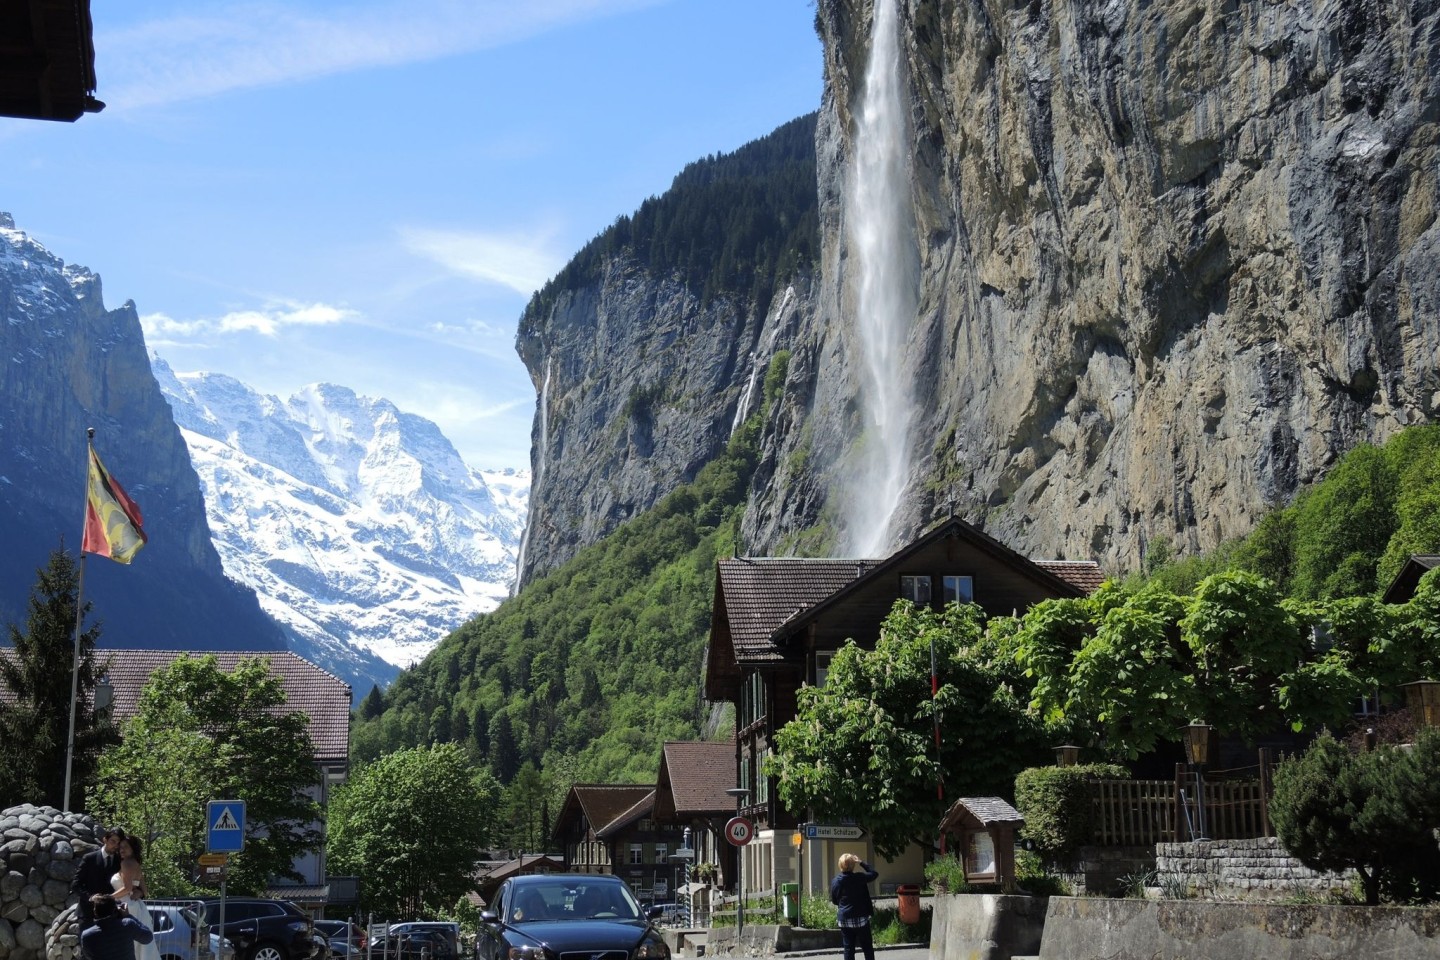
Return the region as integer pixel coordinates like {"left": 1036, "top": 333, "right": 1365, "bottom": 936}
{"left": 80, "top": 895, "right": 154, "bottom": 960}
{"left": 829, "top": 853, "right": 879, "bottom": 960}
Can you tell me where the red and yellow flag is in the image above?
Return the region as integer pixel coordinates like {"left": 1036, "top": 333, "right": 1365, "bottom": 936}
{"left": 82, "top": 446, "right": 147, "bottom": 563}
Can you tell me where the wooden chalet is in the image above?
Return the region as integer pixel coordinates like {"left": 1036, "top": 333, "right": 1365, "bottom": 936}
{"left": 652, "top": 739, "right": 740, "bottom": 907}
{"left": 552, "top": 784, "right": 689, "bottom": 903}
{"left": 703, "top": 516, "right": 1102, "bottom": 897}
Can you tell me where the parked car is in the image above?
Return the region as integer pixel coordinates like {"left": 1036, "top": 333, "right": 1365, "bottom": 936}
{"left": 313, "top": 921, "right": 366, "bottom": 955}
{"left": 386, "top": 922, "right": 458, "bottom": 960}
{"left": 198, "top": 898, "right": 320, "bottom": 960}
{"left": 148, "top": 901, "right": 235, "bottom": 960}
{"left": 368, "top": 930, "right": 451, "bottom": 960}
{"left": 476, "top": 874, "right": 669, "bottom": 960}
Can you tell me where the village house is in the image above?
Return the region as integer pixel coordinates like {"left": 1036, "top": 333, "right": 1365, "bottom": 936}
{"left": 703, "top": 517, "right": 1103, "bottom": 899}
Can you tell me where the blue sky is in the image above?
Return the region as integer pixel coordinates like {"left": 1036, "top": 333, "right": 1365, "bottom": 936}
{"left": 1, "top": 0, "right": 823, "bottom": 469}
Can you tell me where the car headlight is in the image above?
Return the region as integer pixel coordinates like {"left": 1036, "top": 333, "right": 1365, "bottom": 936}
{"left": 632, "top": 941, "right": 670, "bottom": 960}
{"left": 505, "top": 947, "right": 546, "bottom": 960}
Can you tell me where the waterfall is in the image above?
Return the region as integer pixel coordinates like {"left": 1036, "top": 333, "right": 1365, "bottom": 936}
{"left": 845, "top": 0, "right": 918, "bottom": 557}
{"left": 513, "top": 357, "right": 551, "bottom": 590}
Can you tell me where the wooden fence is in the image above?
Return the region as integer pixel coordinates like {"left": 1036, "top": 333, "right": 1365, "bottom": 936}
{"left": 1090, "top": 750, "right": 1276, "bottom": 845}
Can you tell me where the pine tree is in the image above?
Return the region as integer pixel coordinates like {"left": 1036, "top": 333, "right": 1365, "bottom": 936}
{"left": 0, "top": 547, "right": 114, "bottom": 810}
{"left": 359, "top": 684, "right": 386, "bottom": 720}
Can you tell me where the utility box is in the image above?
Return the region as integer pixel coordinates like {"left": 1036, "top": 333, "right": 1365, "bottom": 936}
{"left": 780, "top": 882, "right": 800, "bottom": 923}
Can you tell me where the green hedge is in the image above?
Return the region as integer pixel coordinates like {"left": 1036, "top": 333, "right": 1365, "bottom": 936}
{"left": 1014, "top": 763, "right": 1129, "bottom": 863}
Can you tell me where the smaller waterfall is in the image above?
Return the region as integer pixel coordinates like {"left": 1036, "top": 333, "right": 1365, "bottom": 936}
{"left": 513, "top": 357, "right": 551, "bottom": 590}
{"left": 845, "top": 0, "right": 918, "bottom": 557}
{"left": 731, "top": 287, "right": 792, "bottom": 434}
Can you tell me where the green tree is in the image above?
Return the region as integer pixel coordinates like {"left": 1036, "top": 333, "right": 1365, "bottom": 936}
{"left": 0, "top": 547, "right": 115, "bottom": 811}
{"left": 1270, "top": 729, "right": 1440, "bottom": 905}
{"left": 768, "top": 601, "right": 1048, "bottom": 858}
{"left": 327, "top": 744, "right": 499, "bottom": 917}
{"left": 90, "top": 655, "right": 321, "bottom": 895}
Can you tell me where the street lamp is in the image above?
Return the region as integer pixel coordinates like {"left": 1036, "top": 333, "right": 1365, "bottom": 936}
{"left": 1181, "top": 721, "right": 1212, "bottom": 841}
{"left": 670, "top": 827, "right": 695, "bottom": 927}
{"left": 1053, "top": 744, "right": 1080, "bottom": 767}
{"left": 725, "top": 786, "right": 749, "bottom": 936}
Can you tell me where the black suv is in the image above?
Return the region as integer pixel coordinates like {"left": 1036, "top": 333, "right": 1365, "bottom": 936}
{"left": 199, "top": 898, "right": 319, "bottom": 960}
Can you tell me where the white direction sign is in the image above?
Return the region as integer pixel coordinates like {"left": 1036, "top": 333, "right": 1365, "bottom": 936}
{"left": 804, "top": 823, "right": 866, "bottom": 841}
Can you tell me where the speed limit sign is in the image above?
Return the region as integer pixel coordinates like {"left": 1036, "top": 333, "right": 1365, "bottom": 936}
{"left": 725, "top": 816, "right": 754, "bottom": 846}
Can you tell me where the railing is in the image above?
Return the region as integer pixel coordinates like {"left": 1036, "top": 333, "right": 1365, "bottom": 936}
{"left": 1091, "top": 750, "right": 1276, "bottom": 844}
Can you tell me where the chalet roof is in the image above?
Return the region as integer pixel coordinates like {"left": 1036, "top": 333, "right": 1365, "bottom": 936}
{"left": 104, "top": 650, "right": 351, "bottom": 765}
{"left": 714, "top": 557, "right": 883, "bottom": 664}
{"left": 939, "top": 796, "right": 1025, "bottom": 834}
{"left": 654, "top": 740, "right": 737, "bottom": 820}
{"left": 595, "top": 788, "right": 657, "bottom": 839}
{"left": 1381, "top": 555, "right": 1440, "bottom": 604}
{"left": 554, "top": 784, "right": 656, "bottom": 844}
{"left": 0, "top": 0, "right": 104, "bottom": 122}
{"left": 477, "top": 854, "right": 566, "bottom": 883}
{"left": 1035, "top": 560, "right": 1106, "bottom": 594}
{"left": 769, "top": 517, "right": 1091, "bottom": 643}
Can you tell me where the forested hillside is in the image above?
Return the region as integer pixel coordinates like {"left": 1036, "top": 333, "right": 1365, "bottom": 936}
{"left": 351, "top": 356, "right": 790, "bottom": 782}
{"left": 523, "top": 113, "right": 818, "bottom": 325}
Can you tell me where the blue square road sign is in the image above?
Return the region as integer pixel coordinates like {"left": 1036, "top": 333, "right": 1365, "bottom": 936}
{"left": 207, "top": 799, "right": 246, "bottom": 854}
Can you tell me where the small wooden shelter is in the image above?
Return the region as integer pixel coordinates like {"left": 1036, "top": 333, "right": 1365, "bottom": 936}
{"left": 938, "top": 797, "right": 1025, "bottom": 890}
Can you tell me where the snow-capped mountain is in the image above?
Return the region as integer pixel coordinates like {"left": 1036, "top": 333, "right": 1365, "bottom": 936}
{"left": 152, "top": 354, "right": 527, "bottom": 690}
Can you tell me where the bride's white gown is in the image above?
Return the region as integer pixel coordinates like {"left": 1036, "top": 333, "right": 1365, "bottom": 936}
{"left": 112, "top": 873, "right": 162, "bottom": 960}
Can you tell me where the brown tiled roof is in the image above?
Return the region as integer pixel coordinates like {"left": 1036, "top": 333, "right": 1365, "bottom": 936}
{"left": 561, "top": 784, "right": 655, "bottom": 840}
{"left": 102, "top": 650, "right": 351, "bottom": 765}
{"left": 1034, "top": 560, "right": 1106, "bottom": 594}
{"left": 595, "top": 788, "right": 656, "bottom": 839}
{"left": 716, "top": 558, "right": 882, "bottom": 663}
{"left": 657, "top": 740, "right": 736, "bottom": 817}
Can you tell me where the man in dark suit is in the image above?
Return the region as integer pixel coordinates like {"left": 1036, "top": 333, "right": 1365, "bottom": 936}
{"left": 72, "top": 827, "right": 125, "bottom": 925}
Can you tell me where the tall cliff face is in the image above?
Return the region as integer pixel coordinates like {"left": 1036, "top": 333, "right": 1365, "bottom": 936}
{"left": 748, "top": 0, "right": 1440, "bottom": 569}
{"left": 0, "top": 214, "right": 287, "bottom": 652}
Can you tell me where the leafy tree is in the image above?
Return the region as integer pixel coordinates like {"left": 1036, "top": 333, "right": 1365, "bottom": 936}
{"left": 1271, "top": 729, "right": 1440, "bottom": 905}
{"left": 0, "top": 547, "right": 115, "bottom": 810}
{"left": 768, "top": 601, "right": 1049, "bottom": 858}
{"left": 89, "top": 655, "right": 321, "bottom": 895}
{"left": 327, "top": 744, "right": 499, "bottom": 917}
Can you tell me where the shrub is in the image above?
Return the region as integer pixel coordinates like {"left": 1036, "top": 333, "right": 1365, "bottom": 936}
{"left": 1014, "top": 763, "right": 1129, "bottom": 864}
{"left": 924, "top": 853, "right": 971, "bottom": 893}
{"left": 1271, "top": 728, "right": 1440, "bottom": 905}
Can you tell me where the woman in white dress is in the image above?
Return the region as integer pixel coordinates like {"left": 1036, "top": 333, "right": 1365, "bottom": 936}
{"left": 111, "top": 835, "right": 163, "bottom": 960}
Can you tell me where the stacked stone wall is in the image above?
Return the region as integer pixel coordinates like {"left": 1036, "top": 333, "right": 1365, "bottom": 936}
{"left": 1155, "top": 837, "right": 1352, "bottom": 899}
{"left": 0, "top": 805, "right": 99, "bottom": 960}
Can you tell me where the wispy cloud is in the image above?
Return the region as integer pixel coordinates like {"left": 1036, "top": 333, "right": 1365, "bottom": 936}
{"left": 141, "top": 299, "right": 355, "bottom": 341}
{"left": 400, "top": 225, "right": 565, "bottom": 295}
{"left": 100, "top": 0, "right": 666, "bottom": 110}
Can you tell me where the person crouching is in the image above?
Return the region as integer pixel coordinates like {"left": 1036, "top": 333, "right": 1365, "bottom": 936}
{"left": 81, "top": 895, "right": 154, "bottom": 960}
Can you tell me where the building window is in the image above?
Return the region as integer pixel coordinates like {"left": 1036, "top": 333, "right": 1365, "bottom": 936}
{"left": 757, "top": 747, "right": 771, "bottom": 804}
{"left": 814, "top": 653, "right": 832, "bottom": 688}
{"left": 740, "top": 755, "right": 751, "bottom": 801}
{"left": 654, "top": 843, "right": 668, "bottom": 862}
{"left": 942, "top": 575, "right": 974, "bottom": 604}
{"left": 740, "top": 672, "right": 766, "bottom": 727}
{"left": 630, "top": 844, "right": 643, "bottom": 865}
{"left": 900, "top": 575, "right": 932, "bottom": 604}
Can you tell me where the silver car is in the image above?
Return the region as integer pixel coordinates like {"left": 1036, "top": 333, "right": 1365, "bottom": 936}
{"left": 148, "top": 901, "right": 236, "bottom": 960}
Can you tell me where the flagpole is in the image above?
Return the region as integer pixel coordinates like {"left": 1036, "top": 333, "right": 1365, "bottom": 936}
{"left": 63, "top": 427, "right": 95, "bottom": 812}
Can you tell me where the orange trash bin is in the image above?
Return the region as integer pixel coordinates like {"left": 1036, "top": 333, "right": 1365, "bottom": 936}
{"left": 896, "top": 884, "right": 920, "bottom": 924}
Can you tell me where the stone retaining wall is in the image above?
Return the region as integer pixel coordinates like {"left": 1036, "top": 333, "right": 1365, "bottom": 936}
{"left": 0, "top": 805, "right": 100, "bottom": 960}
{"left": 1036, "top": 896, "right": 1440, "bottom": 960}
{"left": 929, "top": 894, "right": 1047, "bottom": 960}
{"left": 1154, "top": 838, "right": 1352, "bottom": 899}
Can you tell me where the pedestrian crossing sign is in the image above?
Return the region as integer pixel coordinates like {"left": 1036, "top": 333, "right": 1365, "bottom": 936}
{"left": 207, "top": 799, "right": 246, "bottom": 853}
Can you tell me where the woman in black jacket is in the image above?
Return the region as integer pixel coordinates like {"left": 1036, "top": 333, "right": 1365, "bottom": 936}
{"left": 829, "top": 853, "right": 879, "bottom": 960}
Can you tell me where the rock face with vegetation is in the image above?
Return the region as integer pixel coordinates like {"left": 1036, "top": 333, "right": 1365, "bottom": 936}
{"left": 520, "top": 1, "right": 1440, "bottom": 576}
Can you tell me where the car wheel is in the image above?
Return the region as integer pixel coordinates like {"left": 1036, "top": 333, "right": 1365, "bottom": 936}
{"left": 251, "top": 943, "right": 289, "bottom": 960}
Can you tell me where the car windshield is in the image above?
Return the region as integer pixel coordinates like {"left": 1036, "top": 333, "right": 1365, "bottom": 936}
{"left": 509, "top": 882, "right": 640, "bottom": 923}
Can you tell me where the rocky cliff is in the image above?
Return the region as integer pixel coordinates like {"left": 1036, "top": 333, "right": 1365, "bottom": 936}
{"left": 522, "top": 0, "right": 1440, "bottom": 576}
{"left": 0, "top": 214, "right": 287, "bottom": 653}
{"left": 765, "top": 0, "right": 1440, "bottom": 568}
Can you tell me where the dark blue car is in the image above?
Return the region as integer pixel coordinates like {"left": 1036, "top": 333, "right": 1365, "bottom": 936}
{"left": 477, "top": 875, "right": 669, "bottom": 960}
